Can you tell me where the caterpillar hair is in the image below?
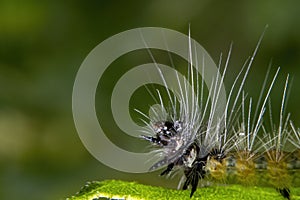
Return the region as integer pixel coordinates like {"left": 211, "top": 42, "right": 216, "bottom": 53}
{"left": 137, "top": 28, "right": 299, "bottom": 199}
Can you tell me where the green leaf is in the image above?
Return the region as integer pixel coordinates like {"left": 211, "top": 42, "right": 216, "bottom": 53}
{"left": 66, "top": 180, "right": 300, "bottom": 200}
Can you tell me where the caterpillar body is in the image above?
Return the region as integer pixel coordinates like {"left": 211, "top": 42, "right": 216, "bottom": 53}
{"left": 138, "top": 30, "right": 300, "bottom": 199}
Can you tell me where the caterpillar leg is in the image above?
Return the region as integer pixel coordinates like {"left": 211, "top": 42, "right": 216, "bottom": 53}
{"left": 183, "top": 160, "right": 206, "bottom": 198}
{"left": 277, "top": 188, "right": 290, "bottom": 200}
{"left": 160, "top": 163, "right": 175, "bottom": 176}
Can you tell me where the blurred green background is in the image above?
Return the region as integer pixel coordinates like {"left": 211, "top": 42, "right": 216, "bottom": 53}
{"left": 0, "top": 0, "right": 299, "bottom": 199}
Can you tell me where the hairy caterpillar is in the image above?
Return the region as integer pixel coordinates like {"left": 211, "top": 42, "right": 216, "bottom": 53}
{"left": 138, "top": 29, "right": 300, "bottom": 199}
